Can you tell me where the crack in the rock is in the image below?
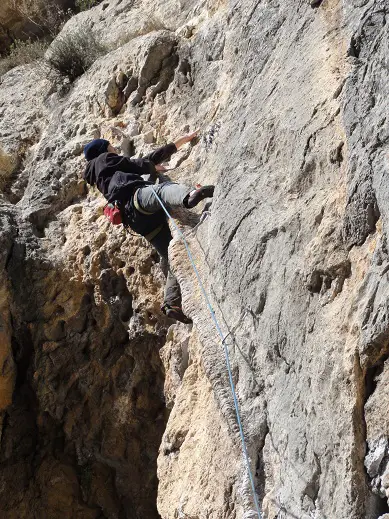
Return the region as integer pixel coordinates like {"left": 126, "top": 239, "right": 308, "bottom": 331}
{"left": 246, "top": 0, "right": 262, "bottom": 25}
{"left": 221, "top": 206, "right": 256, "bottom": 257}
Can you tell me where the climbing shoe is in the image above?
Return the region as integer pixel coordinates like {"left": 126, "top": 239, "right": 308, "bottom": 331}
{"left": 161, "top": 304, "right": 192, "bottom": 324}
{"left": 184, "top": 185, "right": 215, "bottom": 209}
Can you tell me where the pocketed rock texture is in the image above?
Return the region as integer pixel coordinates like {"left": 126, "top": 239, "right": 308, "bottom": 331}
{"left": 1, "top": 0, "right": 389, "bottom": 518}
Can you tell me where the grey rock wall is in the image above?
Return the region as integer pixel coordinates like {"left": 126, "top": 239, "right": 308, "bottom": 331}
{"left": 160, "top": 1, "right": 389, "bottom": 518}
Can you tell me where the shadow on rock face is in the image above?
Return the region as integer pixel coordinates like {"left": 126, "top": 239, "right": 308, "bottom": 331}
{"left": 0, "top": 220, "right": 167, "bottom": 519}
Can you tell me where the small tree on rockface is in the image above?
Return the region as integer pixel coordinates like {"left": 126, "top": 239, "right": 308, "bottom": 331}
{"left": 45, "top": 29, "right": 106, "bottom": 82}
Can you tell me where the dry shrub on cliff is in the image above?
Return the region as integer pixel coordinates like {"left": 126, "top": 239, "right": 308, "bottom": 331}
{"left": 0, "top": 39, "right": 48, "bottom": 77}
{"left": 45, "top": 30, "right": 106, "bottom": 82}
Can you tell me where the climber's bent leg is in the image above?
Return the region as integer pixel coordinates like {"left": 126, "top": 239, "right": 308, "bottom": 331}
{"left": 164, "top": 270, "right": 182, "bottom": 308}
{"left": 137, "top": 182, "right": 191, "bottom": 213}
{"left": 149, "top": 221, "right": 173, "bottom": 266}
{"left": 150, "top": 225, "right": 181, "bottom": 307}
{"left": 149, "top": 223, "right": 191, "bottom": 324}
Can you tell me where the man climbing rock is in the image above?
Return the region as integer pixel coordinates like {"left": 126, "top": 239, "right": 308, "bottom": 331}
{"left": 82, "top": 132, "right": 214, "bottom": 324}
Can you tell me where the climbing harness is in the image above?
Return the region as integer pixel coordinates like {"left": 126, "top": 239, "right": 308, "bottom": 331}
{"left": 150, "top": 186, "right": 262, "bottom": 519}
{"left": 133, "top": 188, "right": 155, "bottom": 215}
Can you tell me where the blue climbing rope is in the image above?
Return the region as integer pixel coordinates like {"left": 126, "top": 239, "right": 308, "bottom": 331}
{"left": 150, "top": 187, "right": 262, "bottom": 519}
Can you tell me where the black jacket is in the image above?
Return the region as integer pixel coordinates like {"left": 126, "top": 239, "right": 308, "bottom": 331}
{"left": 83, "top": 143, "right": 177, "bottom": 202}
{"left": 83, "top": 143, "right": 177, "bottom": 236}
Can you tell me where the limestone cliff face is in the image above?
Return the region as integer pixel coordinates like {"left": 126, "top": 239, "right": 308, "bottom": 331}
{"left": 1, "top": 0, "right": 389, "bottom": 518}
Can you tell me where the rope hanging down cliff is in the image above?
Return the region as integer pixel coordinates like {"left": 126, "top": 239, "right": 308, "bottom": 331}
{"left": 150, "top": 186, "right": 263, "bottom": 519}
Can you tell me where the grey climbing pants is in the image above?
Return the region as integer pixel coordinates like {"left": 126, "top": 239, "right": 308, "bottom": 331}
{"left": 137, "top": 182, "right": 191, "bottom": 213}
{"left": 137, "top": 182, "right": 191, "bottom": 308}
{"left": 149, "top": 222, "right": 181, "bottom": 307}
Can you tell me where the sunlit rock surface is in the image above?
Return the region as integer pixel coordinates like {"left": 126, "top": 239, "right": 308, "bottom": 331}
{"left": 1, "top": 0, "right": 389, "bottom": 518}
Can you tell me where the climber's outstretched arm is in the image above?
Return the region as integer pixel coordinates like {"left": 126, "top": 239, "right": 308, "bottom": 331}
{"left": 144, "top": 143, "right": 177, "bottom": 166}
{"left": 174, "top": 131, "right": 198, "bottom": 150}
{"left": 143, "top": 131, "right": 199, "bottom": 171}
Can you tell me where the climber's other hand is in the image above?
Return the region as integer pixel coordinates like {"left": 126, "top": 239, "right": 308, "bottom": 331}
{"left": 184, "top": 130, "right": 199, "bottom": 143}
{"left": 175, "top": 130, "right": 199, "bottom": 149}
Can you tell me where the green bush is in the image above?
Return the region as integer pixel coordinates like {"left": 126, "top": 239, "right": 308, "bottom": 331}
{"left": 45, "top": 30, "right": 106, "bottom": 82}
{"left": 75, "top": 0, "right": 103, "bottom": 11}
{"left": 0, "top": 39, "right": 48, "bottom": 77}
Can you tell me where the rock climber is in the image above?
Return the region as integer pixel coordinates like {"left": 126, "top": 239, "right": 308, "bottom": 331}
{"left": 82, "top": 132, "right": 214, "bottom": 324}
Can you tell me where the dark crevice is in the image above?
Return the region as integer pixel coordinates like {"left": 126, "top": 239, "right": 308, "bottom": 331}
{"left": 177, "top": 58, "right": 193, "bottom": 87}
{"left": 255, "top": 422, "right": 269, "bottom": 503}
{"left": 310, "top": 0, "right": 324, "bottom": 8}
{"left": 377, "top": 499, "right": 389, "bottom": 515}
{"left": 329, "top": 141, "right": 344, "bottom": 165}
{"left": 11, "top": 329, "right": 35, "bottom": 391}
{"left": 333, "top": 78, "right": 347, "bottom": 100}
{"left": 4, "top": 241, "right": 15, "bottom": 270}
{"left": 348, "top": 35, "right": 361, "bottom": 58}
{"left": 307, "top": 260, "right": 351, "bottom": 298}
{"left": 365, "top": 353, "right": 389, "bottom": 402}
{"left": 303, "top": 453, "right": 321, "bottom": 510}
{"left": 247, "top": 0, "right": 262, "bottom": 24}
